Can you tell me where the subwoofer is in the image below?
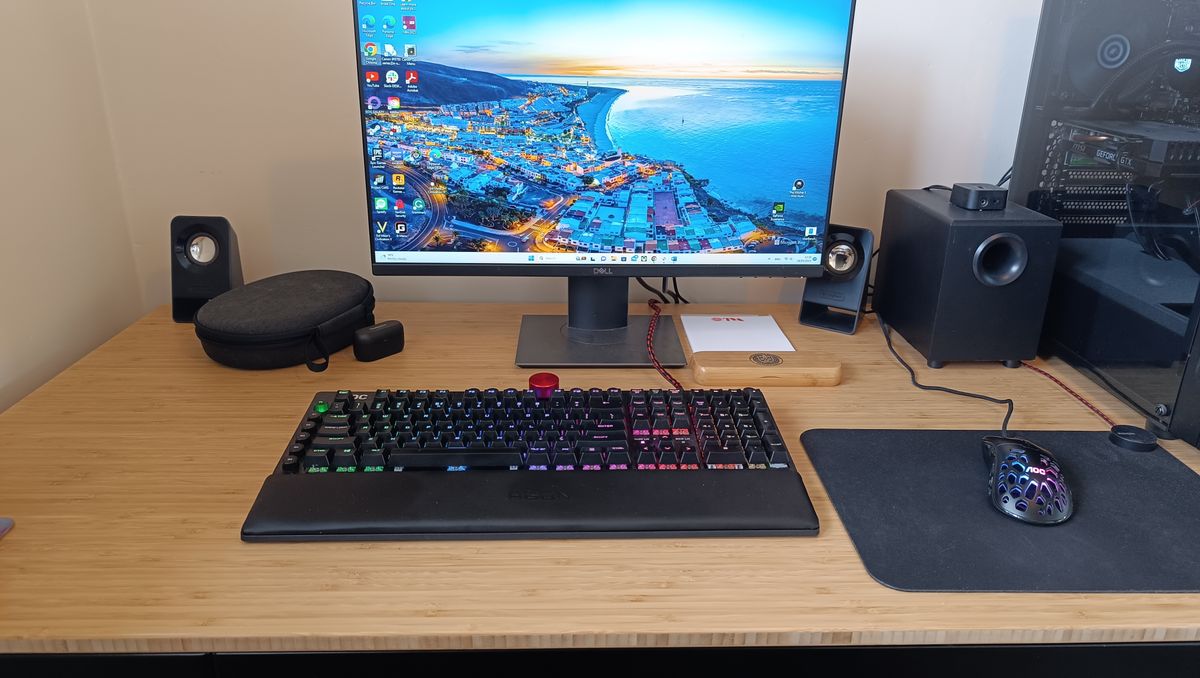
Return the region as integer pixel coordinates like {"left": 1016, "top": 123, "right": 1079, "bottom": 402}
{"left": 171, "top": 216, "right": 243, "bottom": 323}
{"left": 799, "top": 224, "right": 874, "bottom": 334}
{"left": 873, "top": 190, "right": 1062, "bottom": 368}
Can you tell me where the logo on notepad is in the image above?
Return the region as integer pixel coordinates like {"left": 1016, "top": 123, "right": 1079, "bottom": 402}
{"left": 750, "top": 353, "right": 784, "bottom": 367}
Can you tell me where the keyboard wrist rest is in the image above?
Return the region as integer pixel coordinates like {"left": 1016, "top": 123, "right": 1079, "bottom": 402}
{"left": 241, "top": 470, "right": 819, "bottom": 541}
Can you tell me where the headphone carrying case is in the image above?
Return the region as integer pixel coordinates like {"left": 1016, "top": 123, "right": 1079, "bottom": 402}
{"left": 194, "top": 270, "right": 375, "bottom": 372}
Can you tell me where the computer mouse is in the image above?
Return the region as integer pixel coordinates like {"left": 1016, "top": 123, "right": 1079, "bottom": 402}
{"left": 982, "top": 436, "right": 1073, "bottom": 525}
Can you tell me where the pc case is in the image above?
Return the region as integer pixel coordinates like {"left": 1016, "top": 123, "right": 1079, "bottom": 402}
{"left": 1010, "top": 0, "right": 1200, "bottom": 446}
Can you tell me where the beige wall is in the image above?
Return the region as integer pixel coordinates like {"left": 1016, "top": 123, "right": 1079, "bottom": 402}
{"left": 85, "top": 0, "right": 1044, "bottom": 308}
{"left": 0, "top": 1, "right": 143, "bottom": 412}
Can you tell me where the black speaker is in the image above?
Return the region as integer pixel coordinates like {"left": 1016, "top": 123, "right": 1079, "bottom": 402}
{"left": 171, "top": 216, "right": 243, "bottom": 323}
{"left": 799, "top": 225, "right": 874, "bottom": 334}
{"left": 873, "top": 190, "right": 1062, "bottom": 369}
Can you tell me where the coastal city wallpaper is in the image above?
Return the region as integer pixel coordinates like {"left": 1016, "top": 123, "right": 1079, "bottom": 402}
{"left": 355, "top": 0, "right": 854, "bottom": 265}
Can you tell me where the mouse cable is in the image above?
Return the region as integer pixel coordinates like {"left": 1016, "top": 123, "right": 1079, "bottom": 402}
{"left": 879, "top": 321, "right": 1014, "bottom": 436}
{"left": 1020, "top": 361, "right": 1117, "bottom": 429}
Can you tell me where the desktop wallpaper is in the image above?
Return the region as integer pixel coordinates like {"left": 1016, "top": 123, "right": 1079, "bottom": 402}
{"left": 355, "top": 0, "right": 854, "bottom": 264}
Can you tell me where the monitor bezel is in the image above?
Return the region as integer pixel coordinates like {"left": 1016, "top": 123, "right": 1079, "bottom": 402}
{"left": 352, "top": 0, "right": 856, "bottom": 279}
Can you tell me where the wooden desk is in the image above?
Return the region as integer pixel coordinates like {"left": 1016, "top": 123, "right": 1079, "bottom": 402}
{"left": 1, "top": 303, "right": 1198, "bottom": 654}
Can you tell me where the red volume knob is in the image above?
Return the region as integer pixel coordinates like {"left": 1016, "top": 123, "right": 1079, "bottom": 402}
{"left": 529, "top": 372, "right": 560, "bottom": 399}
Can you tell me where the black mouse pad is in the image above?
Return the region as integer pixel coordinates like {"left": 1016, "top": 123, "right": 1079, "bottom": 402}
{"left": 801, "top": 429, "right": 1200, "bottom": 593}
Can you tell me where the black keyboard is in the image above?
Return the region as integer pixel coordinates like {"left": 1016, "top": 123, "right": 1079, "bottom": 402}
{"left": 241, "top": 388, "right": 819, "bottom": 540}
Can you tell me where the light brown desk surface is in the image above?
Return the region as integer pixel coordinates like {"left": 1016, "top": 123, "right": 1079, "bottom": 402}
{"left": 2, "top": 303, "right": 1199, "bottom": 654}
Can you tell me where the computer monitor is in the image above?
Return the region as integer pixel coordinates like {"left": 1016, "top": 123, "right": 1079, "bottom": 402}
{"left": 353, "top": 0, "right": 856, "bottom": 366}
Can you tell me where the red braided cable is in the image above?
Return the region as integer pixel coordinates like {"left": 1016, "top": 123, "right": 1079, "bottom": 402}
{"left": 1022, "top": 361, "right": 1118, "bottom": 428}
{"left": 646, "top": 300, "right": 683, "bottom": 390}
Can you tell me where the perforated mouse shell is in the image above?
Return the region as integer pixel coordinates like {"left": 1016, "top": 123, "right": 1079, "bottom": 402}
{"left": 985, "top": 437, "right": 1073, "bottom": 524}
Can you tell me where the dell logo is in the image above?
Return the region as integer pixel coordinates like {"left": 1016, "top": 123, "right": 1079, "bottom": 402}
{"left": 593, "top": 267, "right": 613, "bottom": 275}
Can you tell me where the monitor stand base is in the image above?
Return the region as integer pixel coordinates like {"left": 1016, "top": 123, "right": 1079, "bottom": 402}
{"left": 515, "top": 315, "right": 687, "bottom": 368}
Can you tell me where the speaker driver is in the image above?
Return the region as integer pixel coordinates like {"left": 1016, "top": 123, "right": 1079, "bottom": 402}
{"left": 187, "top": 234, "right": 219, "bottom": 266}
{"left": 826, "top": 242, "right": 859, "bottom": 276}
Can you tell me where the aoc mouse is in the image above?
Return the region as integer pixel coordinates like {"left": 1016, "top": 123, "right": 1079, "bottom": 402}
{"left": 982, "top": 436, "right": 1073, "bottom": 525}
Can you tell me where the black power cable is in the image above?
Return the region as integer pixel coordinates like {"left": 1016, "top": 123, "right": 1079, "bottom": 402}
{"left": 879, "top": 321, "right": 1015, "bottom": 436}
{"left": 637, "top": 277, "right": 689, "bottom": 304}
{"left": 672, "top": 277, "right": 690, "bottom": 304}
{"left": 635, "top": 277, "right": 670, "bottom": 304}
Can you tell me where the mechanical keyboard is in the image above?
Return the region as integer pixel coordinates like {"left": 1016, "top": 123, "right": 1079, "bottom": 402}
{"left": 241, "top": 387, "right": 819, "bottom": 540}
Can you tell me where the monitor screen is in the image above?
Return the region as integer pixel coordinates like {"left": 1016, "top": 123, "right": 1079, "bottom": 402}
{"left": 354, "top": 0, "right": 854, "bottom": 272}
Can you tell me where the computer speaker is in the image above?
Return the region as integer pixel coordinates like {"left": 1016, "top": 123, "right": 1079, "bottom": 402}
{"left": 873, "top": 189, "right": 1062, "bottom": 368}
{"left": 799, "top": 224, "right": 875, "bottom": 335}
{"left": 171, "top": 215, "right": 243, "bottom": 323}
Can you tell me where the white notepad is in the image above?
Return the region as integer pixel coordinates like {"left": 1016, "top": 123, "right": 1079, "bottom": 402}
{"left": 681, "top": 315, "right": 796, "bottom": 353}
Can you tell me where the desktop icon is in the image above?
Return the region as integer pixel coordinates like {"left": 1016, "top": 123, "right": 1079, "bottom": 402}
{"left": 365, "top": 71, "right": 380, "bottom": 83}
{"left": 429, "top": 148, "right": 443, "bottom": 160}
{"left": 772, "top": 202, "right": 786, "bottom": 215}
{"left": 394, "top": 198, "right": 406, "bottom": 210}
{"left": 382, "top": 43, "right": 399, "bottom": 58}
{"left": 412, "top": 198, "right": 427, "bottom": 212}
{"left": 402, "top": 16, "right": 416, "bottom": 30}
{"left": 366, "top": 96, "right": 382, "bottom": 110}
{"left": 405, "top": 70, "right": 419, "bottom": 85}
{"left": 375, "top": 220, "right": 389, "bottom": 235}
{"left": 361, "top": 15, "right": 376, "bottom": 30}
{"left": 793, "top": 179, "right": 806, "bottom": 191}
{"left": 385, "top": 70, "right": 400, "bottom": 84}
{"left": 805, "top": 227, "right": 819, "bottom": 237}
{"left": 374, "top": 197, "right": 389, "bottom": 212}
{"left": 372, "top": 173, "right": 386, "bottom": 186}
{"left": 363, "top": 42, "right": 378, "bottom": 58}
{"left": 404, "top": 44, "right": 417, "bottom": 58}
{"left": 394, "top": 221, "right": 407, "bottom": 234}
{"left": 381, "top": 15, "right": 397, "bottom": 30}
{"left": 387, "top": 96, "right": 401, "bottom": 110}
{"left": 392, "top": 173, "right": 405, "bottom": 187}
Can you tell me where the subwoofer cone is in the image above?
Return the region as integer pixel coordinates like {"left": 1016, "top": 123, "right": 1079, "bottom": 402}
{"left": 187, "top": 234, "right": 219, "bottom": 266}
{"left": 973, "top": 233, "right": 1028, "bottom": 287}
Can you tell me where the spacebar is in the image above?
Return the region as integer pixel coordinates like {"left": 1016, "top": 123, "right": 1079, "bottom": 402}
{"left": 389, "top": 448, "right": 524, "bottom": 469}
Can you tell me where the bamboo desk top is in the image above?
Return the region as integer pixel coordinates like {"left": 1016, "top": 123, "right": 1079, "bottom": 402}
{"left": 1, "top": 303, "right": 1197, "bottom": 654}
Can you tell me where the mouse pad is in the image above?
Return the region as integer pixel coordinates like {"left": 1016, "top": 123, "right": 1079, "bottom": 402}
{"left": 801, "top": 429, "right": 1200, "bottom": 593}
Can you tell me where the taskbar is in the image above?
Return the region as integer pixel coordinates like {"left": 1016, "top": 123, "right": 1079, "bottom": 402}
{"left": 374, "top": 251, "right": 822, "bottom": 266}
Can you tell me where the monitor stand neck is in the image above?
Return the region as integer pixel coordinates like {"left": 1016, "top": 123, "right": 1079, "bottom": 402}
{"left": 515, "top": 277, "right": 687, "bottom": 368}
